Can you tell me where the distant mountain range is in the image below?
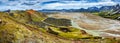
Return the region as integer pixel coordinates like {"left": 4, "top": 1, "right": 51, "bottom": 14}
{"left": 39, "top": 4, "right": 119, "bottom": 12}
{"left": 3, "top": 4, "right": 120, "bottom": 13}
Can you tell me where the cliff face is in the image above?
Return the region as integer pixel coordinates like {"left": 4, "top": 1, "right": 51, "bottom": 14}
{"left": 0, "top": 10, "right": 119, "bottom": 43}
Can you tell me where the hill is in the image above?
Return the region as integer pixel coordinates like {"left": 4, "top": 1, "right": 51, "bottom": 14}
{"left": 0, "top": 10, "right": 119, "bottom": 43}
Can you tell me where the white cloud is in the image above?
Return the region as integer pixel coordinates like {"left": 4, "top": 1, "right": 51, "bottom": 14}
{"left": 0, "top": 0, "right": 118, "bottom": 10}
{"left": 41, "top": 1, "right": 117, "bottom": 9}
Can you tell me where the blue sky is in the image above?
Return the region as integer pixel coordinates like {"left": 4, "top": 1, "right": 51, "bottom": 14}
{"left": 0, "top": 0, "right": 119, "bottom": 10}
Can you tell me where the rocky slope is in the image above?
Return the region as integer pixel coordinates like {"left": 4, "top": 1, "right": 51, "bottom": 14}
{"left": 0, "top": 10, "right": 72, "bottom": 43}
{"left": 97, "top": 4, "right": 120, "bottom": 20}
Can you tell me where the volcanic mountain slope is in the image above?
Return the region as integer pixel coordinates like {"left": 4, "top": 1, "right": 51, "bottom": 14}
{"left": 96, "top": 4, "right": 120, "bottom": 20}
{"left": 0, "top": 10, "right": 119, "bottom": 43}
{"left": 0, "top": 11, "right": 73, "bottom": 43}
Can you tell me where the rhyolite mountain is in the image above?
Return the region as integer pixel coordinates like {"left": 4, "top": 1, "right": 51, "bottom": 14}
{"left": 0, "top": 9, "right": 119, "bottom": 43}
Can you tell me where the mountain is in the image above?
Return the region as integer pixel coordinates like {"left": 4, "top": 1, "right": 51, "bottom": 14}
{"left": 111, "top": 4, "right": 120, "bottom": 14}
{"left": 99, "top": 6, "right": 113, "bottom": 11}
{"left": 87, "top": 7, "right": 100, "bottom": 12}
{"left": 94, "top": 4, "right": 120, "bottom": 20}
{"left": 39, "top": 5, "right": 116, "bottom": 12}
{"left": 0, "top": 10, "right": 119, "bottom": 43}
{"left": 0, "top": 10, "right": 95, "bottom": 43}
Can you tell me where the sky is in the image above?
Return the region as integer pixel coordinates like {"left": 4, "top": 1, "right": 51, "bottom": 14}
{"left": 0, "top": 0, "right": 119, "bottom": 10}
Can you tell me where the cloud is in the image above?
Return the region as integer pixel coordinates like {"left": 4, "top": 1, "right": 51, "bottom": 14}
{"left": 40, "top": 1, "right": 117, "bottom": 9}
{"left": 0, "top": 0, "right": 119, "bottom": 10}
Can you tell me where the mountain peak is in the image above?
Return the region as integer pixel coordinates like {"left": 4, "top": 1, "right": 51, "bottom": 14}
{"left": 26, "top": 9, "right": 36, "bottom": 14}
